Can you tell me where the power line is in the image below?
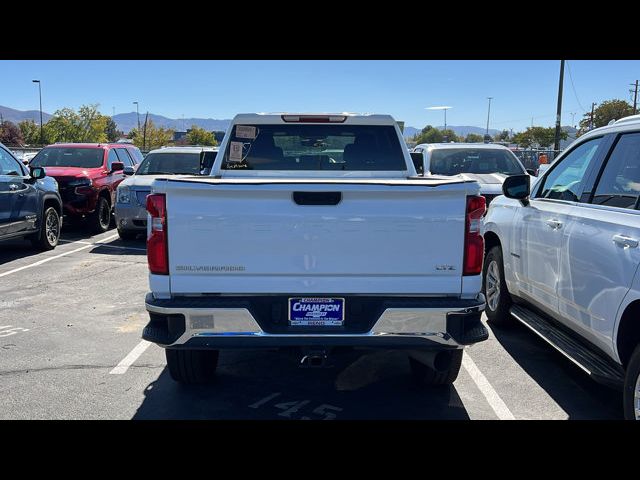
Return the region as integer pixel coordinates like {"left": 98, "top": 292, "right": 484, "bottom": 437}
{"left": 566, "top": 60, "right": 586, "bottom": 112}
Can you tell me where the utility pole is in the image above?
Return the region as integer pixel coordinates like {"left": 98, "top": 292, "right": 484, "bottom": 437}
{"left": 590, "top": 102, "right": 597, "bottom": 130}
{"left": 553, "top": 60, "right": 565, "bottom": 152}
{"left": 631, "top": 80, "right": 639, "bottom": 115}
{"left": 570, "top": 112, "right": 576, "bottom": 127}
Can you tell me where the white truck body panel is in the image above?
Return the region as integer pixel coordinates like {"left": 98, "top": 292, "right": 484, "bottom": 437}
{"left": 152, "top": 177, "right": 478, "bottom": 296}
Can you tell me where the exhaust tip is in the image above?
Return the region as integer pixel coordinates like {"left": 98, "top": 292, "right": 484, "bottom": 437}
{"left": 300, "top": 353, "right": 328, "bottom": 368}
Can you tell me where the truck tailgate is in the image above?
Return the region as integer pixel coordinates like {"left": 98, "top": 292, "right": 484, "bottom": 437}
{"left": 157, "top": 178, "right": 474, "bottom": 295}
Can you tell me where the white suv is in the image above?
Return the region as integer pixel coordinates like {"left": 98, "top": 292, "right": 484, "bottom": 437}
{"left": 482, "top": 115, "right": 640, "bottom": 419}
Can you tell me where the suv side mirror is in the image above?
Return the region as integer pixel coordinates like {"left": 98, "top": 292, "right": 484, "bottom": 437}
{"left": 503, "top": 174, "right": 530, "bottom": 205}
{"left": 30, "top": 166, "right": 46, "bottom": 180}
{"left": 111, "top": 161, "right": 124, "bottom": 173}
{"left": 410, "top": 152, "right": 424, "bottom": 175}
{"left": 123, "top": 165, "right": 135, "bottom": 176}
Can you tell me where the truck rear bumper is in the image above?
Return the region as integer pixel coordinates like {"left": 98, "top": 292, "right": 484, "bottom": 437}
{"left": 143, "top": 293, "right": 487, "bottom": 349}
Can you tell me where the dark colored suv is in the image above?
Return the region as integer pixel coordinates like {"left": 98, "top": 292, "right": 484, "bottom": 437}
{"left": 0, "top": 142, "right": 63, "bottom": 250}
{"left": 29, "top": 143, "right": 143, "bottom": 233}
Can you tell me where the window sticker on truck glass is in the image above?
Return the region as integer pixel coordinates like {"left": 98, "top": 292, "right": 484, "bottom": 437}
{"left": 229, "top": 141, "right": 244, "bottom": 162}
{"left": 236, "top": 125, "right": 256, "bottom": 139}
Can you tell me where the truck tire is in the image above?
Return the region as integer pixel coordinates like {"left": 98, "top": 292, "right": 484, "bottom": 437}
{"left": 30, "top": 206, "right": 60, "bottom": 251}
{"left": 166, "top": 349, "right": 219, "bottom": 384}
{"left": 623, "top": 344, "right": 640, "bottom": 420}
{"left": 117, "top": 228, "right": 138, "bottom": 241}
{"left": 89, "top": 196, "right": 111, "bottom": 234}
{"left": 409, "top": 349, "right": 463, "bottom": 386}
{"left": 483, "top": 245, "right": 514, "bottom": 327}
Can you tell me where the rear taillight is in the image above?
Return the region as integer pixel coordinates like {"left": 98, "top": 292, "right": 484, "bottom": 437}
{"left": 463, "top": 195, "right": 486, "bottom": 276}
{"left": 146, "top": 194, "right": 168, "bottom": 275}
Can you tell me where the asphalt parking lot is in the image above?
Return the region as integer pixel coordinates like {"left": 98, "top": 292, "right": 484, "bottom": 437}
{"left": 0, "top": 224, "right": 624, "bottom": 420}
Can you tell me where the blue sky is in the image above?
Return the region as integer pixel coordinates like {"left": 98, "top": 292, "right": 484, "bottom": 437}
{"left": 2, "top": 60, "right": 639, "bottom": 131}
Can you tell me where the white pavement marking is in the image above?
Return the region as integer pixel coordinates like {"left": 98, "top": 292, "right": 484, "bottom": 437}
{"left": 0, "top": 234, "right": 119, "bottom": 278}
{"left": 462, "top": 351, "right": 516, "bottom": 420}
{"left": 110, "top": 340, "right": 152, "bottom": 375}
{"left": 59, "top": 239, "right": 146, "bottom": 252}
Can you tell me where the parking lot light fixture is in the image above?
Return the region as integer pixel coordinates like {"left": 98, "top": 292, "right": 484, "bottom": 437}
{"left": 32, "top": 80, "right": 43, "bottom": 146}
{"left": 133, "top": 101, "right": 140, "bottom": 132}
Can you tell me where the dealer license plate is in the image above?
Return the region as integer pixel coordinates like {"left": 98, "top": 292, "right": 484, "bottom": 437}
{"left": 288, "top": 297, "right": 345, "bottom": 326}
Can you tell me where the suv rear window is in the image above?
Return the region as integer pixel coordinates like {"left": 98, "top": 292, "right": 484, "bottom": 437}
{"left": 31, "top": 147, "right": 104, "bottom": 168}
{"left": 429, "top": 148, "right": 525, "bottom": 175}
{"left": 136, "top": 152, "right": 203, "bottom": 175}
{"left": 221, "top": 124, "right": 406, "bottom": 171}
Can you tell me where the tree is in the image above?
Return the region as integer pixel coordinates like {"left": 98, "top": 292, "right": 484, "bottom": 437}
{"left": 105, "top": 117, "right": 121, "bottom": 142}
{"left": 441, "top": 129, "right": 459, "bottom": 143}
{"left": 18, "top": 120, "right": 41, "bottom": 145}
{"left": 413, "top": 125, "right": 443, "bottom": 144}
{"left": 129, "top": 119, "right": 173, "bottom": 151}
{"left": 511, "top": 126, "right": 567, "bottom": 149}
{"left": 0, "top": 121, "right": 25, "bottom": 146}
{"left": 185, "top": 125, "right": 217, "bottom": 146}
{"left": 494, "top": 130, "right": 509, "bottom": 142}
{"left": 43, "top": 104, "right": 110, "bottom": 143}
{"left": 578, "top": 99, "right": 633, "bottom": 134}
{"left": 465, "top": 133, "right": 484, "bottom": 143}
{"left": 511, "top": 130, "right": 532, "bottom": 148}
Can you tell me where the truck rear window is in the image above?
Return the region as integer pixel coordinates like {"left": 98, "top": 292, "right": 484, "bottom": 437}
{"left": 221, "top": 124, "right": 406, "bottom": 171}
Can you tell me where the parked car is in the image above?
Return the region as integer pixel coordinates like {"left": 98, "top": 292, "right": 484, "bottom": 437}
{"left": 142, "top": 113, "right": 488, "bottom": 385}
{"left": 0, "top": 142, "right": 62, "bottom": 250}
{"left": 412, "top": 143, "right": 536, "bottom": 206}
{"left": 115, "top": 146, "right": 218, "bottom": 240}
{"left": 20, "top": 152, "right": 38, "bottom": 165}
{"left": 482, "top": 114, "right": 640, "bottom": 419}
{"left": 29, "top": 143, "right": 143, "bottom": 233}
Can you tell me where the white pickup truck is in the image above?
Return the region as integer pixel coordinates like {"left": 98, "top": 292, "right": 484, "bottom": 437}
{"left": 142, "top": 113, "right": 488, "bottom": 385}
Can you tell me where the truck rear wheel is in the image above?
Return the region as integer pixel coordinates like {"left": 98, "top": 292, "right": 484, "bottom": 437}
{"left": 483, "top": 245, "right": 514, "bottom": 327}
{"left": 623, "top": 344, "right": 640, "bottom": 420}
{"left": 409, "top": 349, "right": 463, "bottom": 386}
{"left": 166, "top": 349, "right": 219, "bottom": 384}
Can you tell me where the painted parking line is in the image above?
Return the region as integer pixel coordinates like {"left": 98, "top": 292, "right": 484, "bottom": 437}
{"left": 59, "top": 239, "right": 146, "bottom": 252}
{"left": 109, "top": 340, "right": 152, "bottom": 375}
{"left": 0, "top": 234, "right": 119, "bottom": 278}
{"left": 462, "top": 351, "right": 516, "bottom": 420}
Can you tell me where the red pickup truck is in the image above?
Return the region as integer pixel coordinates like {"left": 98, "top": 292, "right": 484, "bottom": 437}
{"left": 30, "top": 143, "right": 143, "bottom": 233}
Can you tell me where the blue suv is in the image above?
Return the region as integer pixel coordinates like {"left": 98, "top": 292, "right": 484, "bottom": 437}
{"left": 0, "top": 143, "right": 63, "bottom": 250}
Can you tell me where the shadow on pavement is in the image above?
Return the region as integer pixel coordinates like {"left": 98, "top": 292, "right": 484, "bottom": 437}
{"left": 488, "top": 321, "right": 623, "bottom": 419}
{"left": 0, "top": 238, "right": 44, "bottom": 265}
{"left": 133, "top": 350, "right": 470, "bottom": 420}
{"left": 89, "top": 236, "right": 146, "bottom": 256}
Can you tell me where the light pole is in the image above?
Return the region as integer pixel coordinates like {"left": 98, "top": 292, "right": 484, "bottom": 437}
{"left": 485, "top": 97, "right": 493, "bottom": 136}
{"left": 425, "top": 106, "right": 452, "bottom": 141}
{"left": 133, "top": 101, "right": 140, "bottom": 132}
{"left": 32, "top": 80, "right": 43, "bottom": 145}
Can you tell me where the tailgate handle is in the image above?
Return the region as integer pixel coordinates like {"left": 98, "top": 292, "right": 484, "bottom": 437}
{"left": 293, "top": 191, "right": 342, "bottom": 206}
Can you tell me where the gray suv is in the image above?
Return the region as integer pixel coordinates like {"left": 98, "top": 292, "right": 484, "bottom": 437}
{"left": 115, "top": 146, "right": 218, "bottom": 240}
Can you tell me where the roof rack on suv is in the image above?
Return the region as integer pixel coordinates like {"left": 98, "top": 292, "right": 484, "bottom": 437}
{"left": 613, "top": 114, "right": 640, "bottom": 125}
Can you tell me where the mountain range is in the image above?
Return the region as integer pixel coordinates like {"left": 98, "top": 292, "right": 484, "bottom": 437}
{"left": 1, "top": 105, "right": 562, "bottom": 141}
{"left": 0, "top": 105, "right": 53, "bottom": 124}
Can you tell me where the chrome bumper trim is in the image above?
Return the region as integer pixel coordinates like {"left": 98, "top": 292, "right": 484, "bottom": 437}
{"left": 145, "top": 300, "right": 484, "bottom": 347}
